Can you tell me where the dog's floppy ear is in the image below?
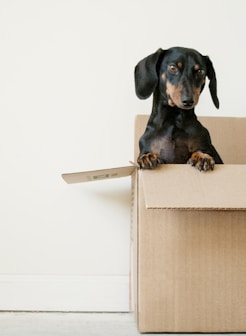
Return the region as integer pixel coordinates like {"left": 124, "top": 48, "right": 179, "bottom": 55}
{"left": 204, "top": 56, "right": 219, "bottom": 109}
{"left": 134, "top": 48, "right": 165, "bottom": 99}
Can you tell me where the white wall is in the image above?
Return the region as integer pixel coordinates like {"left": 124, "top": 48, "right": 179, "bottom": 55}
{"left": 0, "top": 0, "right": 246, "bottom": 311}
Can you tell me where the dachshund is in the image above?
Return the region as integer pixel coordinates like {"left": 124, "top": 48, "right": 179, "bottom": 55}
{"left": 135, "top": 47, "right": 223, "bottom": 171}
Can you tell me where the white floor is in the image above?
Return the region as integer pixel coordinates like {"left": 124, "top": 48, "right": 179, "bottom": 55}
{"left": 0, "top": 313, "right": 139, "bottom": 336}
{"left": 0, "top": 312, "right": 239, "bottom": 336}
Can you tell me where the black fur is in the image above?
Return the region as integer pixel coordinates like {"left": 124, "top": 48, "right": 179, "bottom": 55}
{"left": 135, "top": 47, "right": 223, "bottom": 171}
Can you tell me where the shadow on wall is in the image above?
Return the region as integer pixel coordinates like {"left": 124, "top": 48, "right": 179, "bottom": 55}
{"left": 77, "top": 177, "right": 132, "bottom": 211}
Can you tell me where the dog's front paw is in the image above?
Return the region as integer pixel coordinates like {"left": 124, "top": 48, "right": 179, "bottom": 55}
{"left": 137, "top": 152, "right": 160, "bottom": 169}
{"left": 188, "top": 151, "right": 215, "bottom": 171}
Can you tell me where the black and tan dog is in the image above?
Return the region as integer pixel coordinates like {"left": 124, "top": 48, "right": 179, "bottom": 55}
{"left": 135, "top": 47, "right": 223, "bottom": 171}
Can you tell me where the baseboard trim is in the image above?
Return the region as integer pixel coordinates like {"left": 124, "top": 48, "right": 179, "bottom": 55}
{"left": 0, "top": 275, "right": 129, "bottom": 312}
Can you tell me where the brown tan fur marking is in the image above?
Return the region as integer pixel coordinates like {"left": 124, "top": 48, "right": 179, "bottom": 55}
{"left": 161, "top": 73, "right": 166, "bottom": 81}
{"left": 166, "top": 81, "right": 183, "bottom": 107}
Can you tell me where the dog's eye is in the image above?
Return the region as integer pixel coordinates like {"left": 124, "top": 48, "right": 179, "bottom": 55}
{"left": 196, "top": 69, "right": 205, "bottom": 77}
{"left": 168, "top": 64, "right": 178, "bottom": 74}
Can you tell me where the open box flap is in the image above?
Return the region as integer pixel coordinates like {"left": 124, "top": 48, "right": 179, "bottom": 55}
{"left": 141, "top": 164, "right": 246, "bottom": 210}
{"left": 62, "top": 165, "right": 136, "bottom": 184}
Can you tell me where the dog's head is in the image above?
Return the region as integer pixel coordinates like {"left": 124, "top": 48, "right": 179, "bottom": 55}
{"left": 134, "top": 47, "right": 219, "bottom": 109}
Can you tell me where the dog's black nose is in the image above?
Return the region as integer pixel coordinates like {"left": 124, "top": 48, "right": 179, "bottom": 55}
{"left": 182, "top": 99, "right": 194, "bottom": 107}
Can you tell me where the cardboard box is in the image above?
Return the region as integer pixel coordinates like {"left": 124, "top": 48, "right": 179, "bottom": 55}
{"left": 62, "top": 115, "right": 246, "bottom": 333}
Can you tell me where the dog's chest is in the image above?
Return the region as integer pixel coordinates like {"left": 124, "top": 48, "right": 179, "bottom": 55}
{"left": 150, "top": 124, "right": 190, "bottom": 163}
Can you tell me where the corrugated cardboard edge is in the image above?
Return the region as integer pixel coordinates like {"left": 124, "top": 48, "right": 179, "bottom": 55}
{"left": 62, "top": 165, "right": 136, "bottom": 184}
{"left": 129, "top": 169, "right": 138, "bottom": 313}
{"left": 130, "top": 168, "right": 140, "bottom": 326}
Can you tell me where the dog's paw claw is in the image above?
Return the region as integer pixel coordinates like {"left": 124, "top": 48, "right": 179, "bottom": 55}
{"left": 137, "top": 153, "right": 160, "bottom": 169}
{"left": 188, "top": 151, "right": 215, "bottom": 172}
